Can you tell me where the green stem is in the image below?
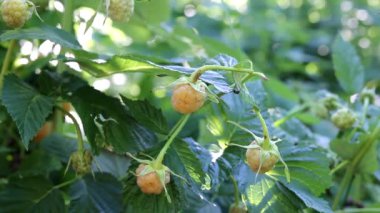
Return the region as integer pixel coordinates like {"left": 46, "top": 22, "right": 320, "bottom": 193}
{"left": 329, "top": 160, "right": 349, "bottom": 175}
{"left": 273, "top": 103, "right": 310, "bottom": 127}
{"left": 332, "top": 165, "right": 355, "bottom": 210}
{"left": 230, "top": 175, "right": 240, "bottom": 206}
{"left": 154, "top": 114, "right": 191, "bottom": 166}
{"left": 253, "top": 107, "right": 271, "bottom": 150}
{"left": 55, "top": 0, "right": 74, "bottom": 132}
{"left": 360, "top": 97, "right": 369, "bottom": 126}
{"left": 332, "top": 125, "right": 380, "bottom": 210}
{"left": 56, "top": 106, "right": 85, "bottom": 153}
{"left": 34, "top": 177, "right": 79, "bottom": 204}
{"left": 190, "top": 65, "right": 268, "bottom": 83}
{"left": 0, "top": 40, "right": 17, "bottom": 90}
{"left": 57, "top": 0, "right": 74, "bottom": 73}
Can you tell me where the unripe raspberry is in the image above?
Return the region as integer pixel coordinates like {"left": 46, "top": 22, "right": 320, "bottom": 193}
{"left": 108, "top": 0, "right": 134, "bottom": 22}
{"left": 360, "top": 87, "right": 376, "bottom": 104}
{"left": 136, "top": 164, "right": 170, "bottom": 195}
{"left": 331, "top": 108, "right": 356, "bottom": 129}
{"left": 321, "top": 94, "right": 339, "bottom": 110}
{"left": 1, "top": 0, "right": 33, "bottom": 28}
{"left": 71, "top": 150, "right": 93, "bottom": 175}
{"left": 246, "top": 141, "right": 278, "bottom": 174}
{"left": 311, "top": 103, "right": 329, "bottom": 119}
{"left": 171, "top": 82, "right": 207, "bottom": 114}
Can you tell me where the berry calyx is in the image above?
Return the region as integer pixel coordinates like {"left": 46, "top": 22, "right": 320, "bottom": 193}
{"left": 171, "top": 80, "right": 207, "bottom": 114}
{"left": 246, "top": 141, "right": 279, "bottom": 173}
{"left": 227, "top": 107, "right": 290, "bottom": 181}
{"left": 1, "top": 0, "right": 34, "bottom": 28}
{"left": 136, "top": 163, "right": 170, "bottom": 195}
{"left": 229, "top": 202, "right": 248, "bottom": 213}
{"left": 33, "top": 121, "right": 53, "bottom": 143}
{"left": 331, "top": 108, "right": 356, "bottom": 129}
{"left": 108, "top": 0, "right": 134, "bottom": 22}
{"left": 70, "top": 150, "right": 93, "bottom": 175}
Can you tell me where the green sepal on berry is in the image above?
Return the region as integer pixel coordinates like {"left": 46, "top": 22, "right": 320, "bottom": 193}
{"left": 1, "top": 0, "right": 35, "bottom": 28}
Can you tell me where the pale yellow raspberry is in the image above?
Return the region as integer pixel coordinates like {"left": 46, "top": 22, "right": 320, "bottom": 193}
{"left": 1, "top": 0, "right": 33, "bottom": 28}
{"left": 108, "top": 0, "right": 134, "bottom": 22}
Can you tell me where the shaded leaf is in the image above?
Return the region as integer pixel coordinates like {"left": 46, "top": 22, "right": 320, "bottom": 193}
{"left": 2, "top": 74, "right": 54, "bottom": 149}
{"left": 0, "top": 176, "right": 65, "bottom": 213}
{"left": 69, "top": 173, "right": 123, "bottom": 213}
{"left": 332, "top": 35, "right": 364, "bottom": 94}
{"left": 0, "top": 25, "right": 81, "bottom": 49}
{"left": 122, "top": 97, "right": 168, "bottom": 134}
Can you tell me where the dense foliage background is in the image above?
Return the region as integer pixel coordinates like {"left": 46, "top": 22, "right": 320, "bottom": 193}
{"left": 0, "top": 0, "right": 379, "bottom": 212}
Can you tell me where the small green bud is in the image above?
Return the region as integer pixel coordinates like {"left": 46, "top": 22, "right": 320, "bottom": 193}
{"left": 321, "top": 94, "right": 339, "bottom": 110}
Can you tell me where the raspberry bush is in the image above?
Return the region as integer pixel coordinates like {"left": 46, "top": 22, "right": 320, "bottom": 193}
{"left": 0, "top": 1, "right": 379, "bottom": 213}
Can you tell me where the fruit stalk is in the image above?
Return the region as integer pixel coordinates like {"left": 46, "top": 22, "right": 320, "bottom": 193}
{"left": 55, "top": 0, "right": 74, "bottom": 132}
{"left": 360, "top": 97, "right": 369, "bottom": 126}
{"left": 190, "top": 65, "right": 268, "bottom": 83}
{"left": 273, "top": 103, "right": 310, "bottom": 127}
{"left": 332, "top": 124, "right": 380, "bottom": 209}
{"left": 56, "top": 106, "right": 85, "bottom": 153}
{"left": 154, "top": 114, "right": 190, "bottom": 166}
{"left": 0, "top": 40, "right": 16, "bottom": 90}
{"left": 253, "top": 107, "right": 271, "bottom": 150}
{"left": 230, "top": 175, "right": 240, "bottom": 206}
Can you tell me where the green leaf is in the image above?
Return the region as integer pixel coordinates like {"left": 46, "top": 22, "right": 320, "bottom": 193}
{"left": 69, "top": 173, "right": 123, "bottom": 213}
{"left": 93, "top": 151, "right": 131, "bottom": 179}
{"left": 71, "top": 50, "right": 180, "bottom": 77}
{"left": 0, "top": 176, "right": 65, "bottom": 212}
{"left": 2, "top": 74, "right": 54, "bottom": 149}
{"left": 247, "top": 143, "right": 332, "bottom": 212}
{"left": 135, "top": 0, "right": 171, "bottom": 24}
{"left": 67, "top": 86, "right": 156, "bottom": 153}
{"left": 263, "top": 78, "right": 299, "bottom": 109}
{"left": 40, "top": 134, "right": 78, "bottom": 162}
{"left": 0, "top": 25, "right": 81, "bottom": 49}
{"left": 332, "top": 35, "right": 364, "bottom": 94}
{"left": 172, "top": 138, "right": 208, "bottom": 185}
{"left": 331, "top": 132, "right": 379, "bottom": 174}
{"left": 121, "top": 97, "right": 168, "bottom": 134}
{"left": 18, "top": 150, "right": 62, "bottom": 175}
{"left": 70, "top": 50, "right": 230, "bottom": 93}
{"left": 238, "top": 163, "right": 332, "bottom": 213}
{"left": 273, "top": 143, "right": 332, "bottom": 196}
